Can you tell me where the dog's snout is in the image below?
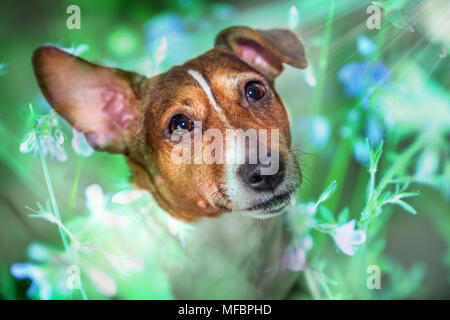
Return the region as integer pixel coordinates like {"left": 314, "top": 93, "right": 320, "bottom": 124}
{"left": 239, "top": 154, "right": 285, "bottom": 192}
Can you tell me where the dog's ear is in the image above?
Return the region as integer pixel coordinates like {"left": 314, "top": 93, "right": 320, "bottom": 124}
{"left": 32, "top": 46, "right": 145, "bottom": 154}
{"left": 215, "top": 26, "right": 308, "bottom": 79}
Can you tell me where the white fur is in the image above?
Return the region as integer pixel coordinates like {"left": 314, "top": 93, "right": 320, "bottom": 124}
{"left": 187, "top": 69, "right": 230, "bottom": 125}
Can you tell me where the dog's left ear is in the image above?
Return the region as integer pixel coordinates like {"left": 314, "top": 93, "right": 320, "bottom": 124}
{"left": 32, "top": 46, "right": 145, "bottom": 154}
{"left": 215, "top": 26, "right": 308, "bottom": 79}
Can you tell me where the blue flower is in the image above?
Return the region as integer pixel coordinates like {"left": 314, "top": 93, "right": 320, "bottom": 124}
{"left": 366, "top": 115, "right": 384, "bottom": 144}
{"left": 353, "top": 138, "right": 370, "bottom": 164}
{"left": 357, "top": 36, "right": 376, "bottom": 56}
{"left": 338, "top": 61, "right": 391, "bottom": 106}
{"left": 10, "top": 263, "right": 52, "bottom": 299}
{"left": 294, "top": 115, "right": 330, "bottom": 149}
{"left": 0, "top": 62, "right": 7, "bottom": 76}
{"left": 311, "top": 116, "right": 331, "bottom": 149}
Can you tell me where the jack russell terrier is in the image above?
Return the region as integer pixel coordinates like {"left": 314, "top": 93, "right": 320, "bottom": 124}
{"left": 32, "top": 26, "right": 308, "bottom": 299}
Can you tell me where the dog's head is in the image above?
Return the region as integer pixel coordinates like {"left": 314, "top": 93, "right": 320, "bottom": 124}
{"left": 33, "top": 26, "right": 307, "bottom": 222}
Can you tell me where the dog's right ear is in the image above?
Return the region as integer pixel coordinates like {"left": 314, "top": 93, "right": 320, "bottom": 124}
{"left": 32, "top": 46, "right": 145, "bottom": 154}
{"left": 215, "top": 26, "right": 308, "bottom": 80}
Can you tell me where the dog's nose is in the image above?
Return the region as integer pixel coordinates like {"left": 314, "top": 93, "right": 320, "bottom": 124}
{"left": 239, "top": 154, "right": 285, "bottom": 192}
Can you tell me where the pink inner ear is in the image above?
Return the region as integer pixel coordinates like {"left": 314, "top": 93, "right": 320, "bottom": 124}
{"left": 101, "top": 89, "right": 136, "bottom": 129}
{"left": 80, "top": 87, "right": 137, "bottom": 150}
{"left": 234, "top": 39, "right": 282, "bottom": 77}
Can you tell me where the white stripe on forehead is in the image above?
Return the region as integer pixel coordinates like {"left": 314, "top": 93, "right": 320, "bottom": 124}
{"left": 187, "top": 70, "right": 219, "bottom": 109}
{"left": 187, "top": 69, "right": 230, "bottom": 125}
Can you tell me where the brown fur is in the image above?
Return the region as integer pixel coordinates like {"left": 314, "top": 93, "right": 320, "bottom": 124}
{"left": 32, "top": 26, "right": 307, "bottom": 222}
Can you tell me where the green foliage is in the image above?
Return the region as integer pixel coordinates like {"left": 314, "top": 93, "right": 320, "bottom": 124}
{"left": 0, "top": 0, "right": 448, "bottom": 300}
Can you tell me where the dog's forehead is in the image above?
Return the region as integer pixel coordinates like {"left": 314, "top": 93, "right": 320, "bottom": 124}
{"left": 145, "top": 49, "right": 262, "bottom": 117}
{"left": 155, "top": 49, "right": 259, "bottom": 91}
{"left": 141, "top": 47, "right": 292, "bottom": 140}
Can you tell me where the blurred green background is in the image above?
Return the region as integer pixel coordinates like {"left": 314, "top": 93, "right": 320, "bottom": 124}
{"left": 0, "top": 0, "right": 449, "bottom": 299}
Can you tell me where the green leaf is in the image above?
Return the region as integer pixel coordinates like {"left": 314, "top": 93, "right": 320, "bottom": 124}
{"left": 314, "top": 221, "right": 337, "bottom": 230}
{"left": 392, "top": 191, "right": 420, "bottom": 200}
{"left": 319, "top": 206, "right": 336, "bottom": 223}
{"left": 337, "top": 207, "right": 349, "bottom": 225}
{"left": 317, "top": 180, "right": 338, "bottom": 204}
{"left": 372, "top": 0, "right": 407, "bottom": 12}
{"left": 367, "top": 138, "right": 384, "bottom": 171}
{"left": 371, "top": 1, "right": 384, "bottom": 9}
{"left": 394, "top": 200, "right": 417, "bottom": 214}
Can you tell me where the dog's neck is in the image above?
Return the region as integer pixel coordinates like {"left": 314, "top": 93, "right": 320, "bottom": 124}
{"left": 160, "top": 211, "right": 296, "bottom": 299}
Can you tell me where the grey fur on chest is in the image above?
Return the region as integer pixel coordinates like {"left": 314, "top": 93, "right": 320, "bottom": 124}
{"left": 163, "top": 213, "right": 297, "bottom": 299}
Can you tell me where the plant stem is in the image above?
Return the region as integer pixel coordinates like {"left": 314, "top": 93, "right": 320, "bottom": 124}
{"left": 305, "top": 266, "right": 321, "bottom": 300}
{"left": 309, "top": 0, "right": 335, "bottom": 116}
{"left": 360, "top": 136, "right": 425, "bottom": 229}
{"left": 29, "top": 104, "right": 69, "bottom": 250}
{"left": 322, "top": 136, "right": 352, "bottom": 214}
{"left": 67, "top": 157, "right": 85, "bottom": 216}
{"left": 300, "top": 0, "right": 336, "bottom": 202}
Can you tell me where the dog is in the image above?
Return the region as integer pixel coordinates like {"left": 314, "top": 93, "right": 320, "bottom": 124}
{"left": 32, "top": 26, "right": 308, "bottom": 299}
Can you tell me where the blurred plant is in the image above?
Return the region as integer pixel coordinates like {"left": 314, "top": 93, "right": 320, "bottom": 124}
{"left": 285, "top": 136, "right": 427, "bottom": 299}
{"left": 71, "top": 128, "right": 94, "bottom": 157}
{"left": 359, "top": 139, "right": 422, "bottom": 228}
{"left": 10, "top": 263, "right": 52, "bottom": 300}
{"left": 0, "top": 63, "right": 7, "bottom": 76}
{"left": 288, "top": 6, "right": 300, "bottom": 30}
{"left": 108, "top": 26, "right": 139, "bottom": 57}
{"left": 4, "top": 0, "right": 449, "bottom": 301}
{"left": 338, "top": 36, "right": 390, "bottom": 107}
{"left": 20, "top": 112, "right": 68, "bottom": 162}
{"left": 144, "top": 13, "right": 191, "bottom": 71}
{"left": 59, "top": 43, "right": 89, "bottom": 56}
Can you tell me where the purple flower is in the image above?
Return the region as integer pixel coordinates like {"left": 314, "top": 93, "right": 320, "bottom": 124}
{"left": 72, "top": 128, "right": 94, "bottom": 157}
{"left": 282, "top": 245, "right": 306, "bottom": 272}
{"left": 332, "top": 220, "right": 366, "bottom": 256}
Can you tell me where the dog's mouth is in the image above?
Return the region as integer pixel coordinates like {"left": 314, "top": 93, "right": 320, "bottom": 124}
{"left": 211, "top": 189, "right": 294, "bottom": 218}
{"left": 210, "top": 154, "right": 301, "bottom": 218}
{"left": 245, "top": 190, "right": 293, "bottom": 213}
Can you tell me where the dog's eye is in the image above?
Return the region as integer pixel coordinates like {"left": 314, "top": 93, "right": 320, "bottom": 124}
{"left": 168, "top": 114, "right": 194, "bottom": 134}
{"left": 245, "top": 81, "right": 266, "bottom": 102}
